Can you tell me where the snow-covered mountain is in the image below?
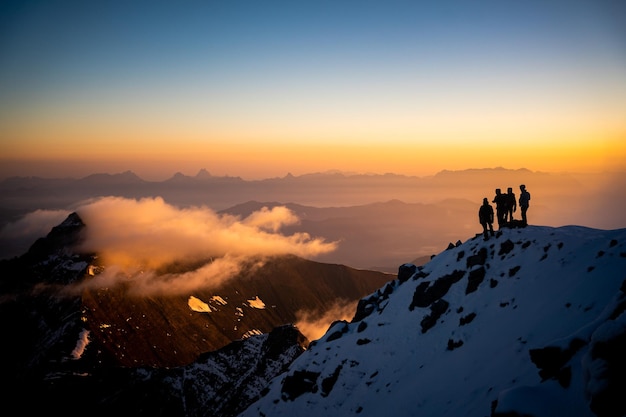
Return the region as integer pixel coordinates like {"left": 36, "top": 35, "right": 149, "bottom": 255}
{"left": 240, "top": 225, "right": 626, "bottom": 417}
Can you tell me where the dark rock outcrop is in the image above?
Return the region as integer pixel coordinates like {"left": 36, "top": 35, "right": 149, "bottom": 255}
{"left": 409, "top": 270, "right": 465, "bottom": 310}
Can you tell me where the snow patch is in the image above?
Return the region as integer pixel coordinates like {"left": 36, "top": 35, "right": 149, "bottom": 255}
{"left": 247, "top": 296, "right": 266, "bottom": 309}
{"left": 242, "top": 329, "right": 263, "bottom": 339}
{"left": 496, "top": 383, "right": 577, "bottom": 417}
{"left": 71, "top": 329, "right": 90, "bottom": 359}
{"left": 211, "top": 295, "right": 227, "bottom": 305}
{"left": 188, "top": 296, "right": 212, "bottom": 313}
{"left": 87, "top": 264, "right": 105, "bottom": 276}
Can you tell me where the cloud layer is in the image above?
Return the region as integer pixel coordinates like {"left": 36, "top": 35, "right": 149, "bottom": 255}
{"left": 295, "top": 299, "right": 358, "bottom": 342}
{"left": 72, "top": 196, "right": 337, "bottom": 295}
{"left": 0, "top": 209, "right": 71, "bottom": 259}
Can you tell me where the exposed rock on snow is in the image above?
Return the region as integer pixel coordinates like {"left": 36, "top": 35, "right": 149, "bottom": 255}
{"left": 241, "top": 226, "right": 626, "bottom": 417}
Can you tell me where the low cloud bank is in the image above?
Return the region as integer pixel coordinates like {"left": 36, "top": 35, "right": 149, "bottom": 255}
{"left": 295, "top": 299, "right": 357, "bottom": 342}
{"left": 0, "top": 209, "right": 71, "bottom": 259}
{"left": 81, "top": 255, "right": 267, "bottom": 296}
{"left": 72, "top": 196, "right": 337, "bottom": 295}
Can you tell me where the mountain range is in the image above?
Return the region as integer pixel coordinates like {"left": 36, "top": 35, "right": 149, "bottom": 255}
{"left": 1, "top": 211, "right": 625, "bottom": 416}
{"left": 0, "top": 167, "right": 600, "bottom": 218}
{"left": 2, "top": 168, "right": 624, "bottom": 268}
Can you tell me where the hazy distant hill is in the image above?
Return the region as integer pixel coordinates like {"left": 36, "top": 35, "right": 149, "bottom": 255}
{"left": 220, "top": 199, "right": 476, "bottom": 272}
{"left": 0, "top": 167, "right": 615, "bottom": 220}
{"left": 1, "top": 168, "right": 624, "bottom": 265}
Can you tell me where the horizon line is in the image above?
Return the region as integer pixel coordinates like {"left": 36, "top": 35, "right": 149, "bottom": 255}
{"left": 3, "top": 166, "right": 614, "bottom": 183}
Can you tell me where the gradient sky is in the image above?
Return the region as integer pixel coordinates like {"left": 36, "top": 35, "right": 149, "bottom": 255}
{"left": 1, "top": 0, "right": 625, "bottom": 180}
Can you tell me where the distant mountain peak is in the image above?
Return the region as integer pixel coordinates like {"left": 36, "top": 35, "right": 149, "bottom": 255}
{"left": 171, "top": 171, "right": 187, "bottom": 179}
{"left": 195, "top": 168, "right": 212, "bottom": 178}
{"left": 435, "top": 167, "right": 532, "bottom": 176}
{"left": 118, "top": 170, "right": 140, "bottom": 178}
{"left": 79, "top": 170, "right": 144, "bottom": 183}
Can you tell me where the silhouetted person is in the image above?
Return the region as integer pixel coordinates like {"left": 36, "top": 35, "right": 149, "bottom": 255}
{"left": 479, "top": 197, "right": 495, "bottom": 240}
{"left": 519, "top": 184, "right": 531, "bottom": 226}
{"left": 505, "top": 187, "right": 516, "bottom": 222}
{"left": 492, "top": 188, "right": 507, "bottom": 228}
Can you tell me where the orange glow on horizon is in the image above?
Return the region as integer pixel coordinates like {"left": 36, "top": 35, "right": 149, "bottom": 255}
{"left": 1, "top": 129, "right": 624, "bottom": 182}
{"left": 1, "top": 102, "right": 624, "bottom": 180}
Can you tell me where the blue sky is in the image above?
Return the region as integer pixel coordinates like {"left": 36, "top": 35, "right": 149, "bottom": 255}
{"left": 1, "top": 0, "right": 625, "bottom": 179}
{"left": 3, "top": 1, "right": 622, "bottom": 97}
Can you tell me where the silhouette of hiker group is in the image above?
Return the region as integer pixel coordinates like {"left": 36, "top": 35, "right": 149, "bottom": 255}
{"left": 479, "top": 184, "right": 530, "bottom": 240}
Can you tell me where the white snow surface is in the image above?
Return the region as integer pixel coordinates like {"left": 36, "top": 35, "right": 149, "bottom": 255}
{"left": 247, "top": 296, "right": 266, "bottom": 309}
{"left": 70, "top": 329, "right": 90, "bottom": 360}
{"left": 188, "top": 295, "right": 213, "bottom": 313}
{"left": 239, "top": 226, "right": 626, "bottom": 417}
{"left": 211, "top": 295, "right": 228, "bottom": 305}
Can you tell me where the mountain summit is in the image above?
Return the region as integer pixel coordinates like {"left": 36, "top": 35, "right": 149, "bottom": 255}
{"left": 241, "top": 225, "right": 626, "bottom": 417}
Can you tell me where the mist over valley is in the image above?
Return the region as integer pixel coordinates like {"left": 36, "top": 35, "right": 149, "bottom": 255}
{"left": 1, "top": 168, "right": 624, "bottom": 271}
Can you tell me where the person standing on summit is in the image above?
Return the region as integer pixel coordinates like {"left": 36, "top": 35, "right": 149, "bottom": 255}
{"left": 492, "top": 188, "right": 507, "bottom": 228}
{"left": 519, "top": 184, "right": 531, "bottom": 226}
{"left": 478, "top": 197, "right": 495, "bottom": 240}
{"left": 505, "top": 187, "right": 516, "bottom": 222}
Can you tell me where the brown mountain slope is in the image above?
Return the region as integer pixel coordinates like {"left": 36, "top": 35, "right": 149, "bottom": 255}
{"left": 82, "top": 254, "right": 393, "bottom": 367}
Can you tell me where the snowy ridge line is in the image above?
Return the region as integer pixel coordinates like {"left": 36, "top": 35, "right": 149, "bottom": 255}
{"left": 240, "top": 225, "right": 626, "bottom": 417}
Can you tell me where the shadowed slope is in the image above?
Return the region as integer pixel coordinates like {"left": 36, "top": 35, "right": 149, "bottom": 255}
{"left": 82, "top": 254, "right": 392, "bottom": 367}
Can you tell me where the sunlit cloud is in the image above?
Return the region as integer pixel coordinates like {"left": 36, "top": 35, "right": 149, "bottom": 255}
{"left": 70, "top": 196, "right": 337, "bottom": 295}
{"left": 295, "top": 299, "right": 358, "bottom": 342}
{"left": 79, "top": 255, "right": 263, "bottom": 297}
{"left": 242, "top": 205, "right": 300, "bottom": 232}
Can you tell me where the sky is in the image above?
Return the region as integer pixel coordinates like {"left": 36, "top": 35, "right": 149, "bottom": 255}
{"left": 240, "top": 225, "right": 626, "bottom": 417}
{"left": 1, "top": 0, "right": 625, "bottom": 180}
